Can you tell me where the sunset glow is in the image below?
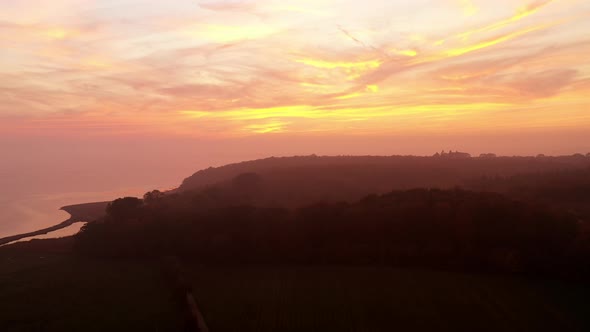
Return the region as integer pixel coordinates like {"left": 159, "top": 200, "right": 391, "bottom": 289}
{"left": 4, "top": 2, "right": 590, "bottom": 325}
{"left": 1, "top": 0, "right": 589, "bottom": 142}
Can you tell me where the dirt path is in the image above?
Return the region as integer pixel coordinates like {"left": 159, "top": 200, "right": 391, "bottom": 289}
{"left": 161, "top": 256, "right": 210, "bottom": 332}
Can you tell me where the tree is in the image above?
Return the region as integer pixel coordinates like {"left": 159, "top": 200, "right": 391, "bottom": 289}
{"left": 143, "top": 190, "right": 164, "bottom": 205}
{"left": 106, "top": 197, "right": 143, "bottom": 220}
{"left": 232, "top": 172, "right": 263, "bottom": 192}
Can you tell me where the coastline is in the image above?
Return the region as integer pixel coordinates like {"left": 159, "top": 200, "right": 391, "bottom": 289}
{"left": 0, "top": 201, "right": 109, "bottom": 246}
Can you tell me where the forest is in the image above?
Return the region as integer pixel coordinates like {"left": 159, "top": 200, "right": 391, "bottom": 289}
{"left": 74, "top": 155, "right": 590, "bottom": 280}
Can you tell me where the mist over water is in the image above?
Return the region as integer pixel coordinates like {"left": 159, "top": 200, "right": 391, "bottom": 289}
{"left": 0, "top": 136, "right": 273, "bottom": 238}
{"left": 0, "top": 174, "right": 182, "bottom": 238}
{"left": 1, "top": 131, "right": 588, "bottom": 238}
{"left": 0, "top": 139, "right": 213, "bottom": 238}
{"left": 0, "top": 187, "right": 165, "bottom": 239}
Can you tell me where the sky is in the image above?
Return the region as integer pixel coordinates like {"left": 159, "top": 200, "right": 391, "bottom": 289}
{"left": 1, "top": 0, "right": 590, "bottom": 155}
{"left": 1, "top": 0, "right": 589, "bottom": 237}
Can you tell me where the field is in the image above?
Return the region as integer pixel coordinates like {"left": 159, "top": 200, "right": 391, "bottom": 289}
{"left": 0, "top": 253, "right": 181, "bottom": 332}
{"left": 2, "top": 252, "right": 590, "bottom": 332}
{"left": 187, "top": 265, "right": 590, "bottom": 332}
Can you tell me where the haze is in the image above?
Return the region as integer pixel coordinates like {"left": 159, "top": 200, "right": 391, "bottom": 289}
{"left": 1, "top": 0, "right": 590, "bottom": 236}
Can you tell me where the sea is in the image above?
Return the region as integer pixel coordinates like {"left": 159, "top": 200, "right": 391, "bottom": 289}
{"left": 0, "top": 154, "right": 210, "bottom": 241}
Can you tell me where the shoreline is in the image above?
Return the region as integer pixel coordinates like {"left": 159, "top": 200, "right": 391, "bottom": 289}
{"left": 0, "top": 201, "right": 109, "bottom": 246}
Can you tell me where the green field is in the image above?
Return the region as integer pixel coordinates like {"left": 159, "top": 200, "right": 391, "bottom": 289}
{"left": 187, "top": 266, "right": 590, "bottom": 332}
{"left": 2, "top": 254, "right": 590, "bottom": 332}
{"left": 0, "top": 254, "right": 181, "bottom": 332}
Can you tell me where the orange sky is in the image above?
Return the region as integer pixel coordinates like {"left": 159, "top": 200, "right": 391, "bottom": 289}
{"left": 1, "top": 0, "right": 590, "bottom": 154}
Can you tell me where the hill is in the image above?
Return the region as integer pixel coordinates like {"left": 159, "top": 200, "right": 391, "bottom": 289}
{"left": 178, "top": 154, "right": 590, "bottom": 207}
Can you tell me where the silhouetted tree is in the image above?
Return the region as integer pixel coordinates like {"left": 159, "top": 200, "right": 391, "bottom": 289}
{"left": 143, "top": 190, "right": 164, "bottom": 205}
{"left": 232, "top": 172, "right": 263, "bottom": 192}
{"left": 75, "top": 187, "right": 587, "bottom": 279}
{"left": 106, "top": 197, "right": 143, "bottom": 220}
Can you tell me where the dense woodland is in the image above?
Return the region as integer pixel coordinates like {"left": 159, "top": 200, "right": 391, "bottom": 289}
{"left": 75, "top": 155, "right": 590, "bottom": 280}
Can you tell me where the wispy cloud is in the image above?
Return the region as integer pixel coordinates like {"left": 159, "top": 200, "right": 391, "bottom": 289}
{"left": 0, "top": 0, "right": 588, "bottom": 137}
{"left": 457, "top": 0, "right": 555, "bottom": 39}
{"left": 458, "top": 0, "right": 478, "bottom": 17}
{"left": 199, "top": 1, "right": 257, "bottom": 12}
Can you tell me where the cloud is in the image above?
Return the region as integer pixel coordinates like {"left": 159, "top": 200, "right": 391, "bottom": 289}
{"left": 186, "top": 23, "right": 280, "bottom": 43}
{"left": 295, "top": 58, "right": 383, "bottom": 81}
{"left": 458, "top": 0, "right": 478, "bottom": 17}
{"left": 445, "top": 24, "right": 548, "bottom": 57}
{"left": 457, "top": 0, "right": 555, "bottom": 39}
{"left": 1, "top": 0, "right": 588, "bottom": 138}
{"left": 357, "top": 22, "right": 555, "bottom": 88}
{"left": 199, "top": 1, "right": 257, "bottom": 12}
{"left": 243, "top": 120, "right": 288, "bottom": 133}
{"left": 502, "top": 69, "right": 578, "bottom": 98}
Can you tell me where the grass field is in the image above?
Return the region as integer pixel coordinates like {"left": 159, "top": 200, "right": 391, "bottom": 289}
{"left": 0, "top": 253, "right": 181, "bottom": 332}
{"left": 187, "top": 265, "right": 590, "bottom": 332}
{"left": 2, "top": 253, "right": 590, "bottom": 332}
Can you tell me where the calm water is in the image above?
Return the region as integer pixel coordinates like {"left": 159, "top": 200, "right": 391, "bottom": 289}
{"left": 0, "top": 185, "right": 176, "bottom": 240}
{"left": 0, "top": 155, "right": 201, "bottom": 239}
{"left": 0, "top": 136, "right": 263, "bottom": 240}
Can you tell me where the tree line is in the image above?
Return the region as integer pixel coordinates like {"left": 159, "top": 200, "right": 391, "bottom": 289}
{"left": 75, "top": 186, "right": 590, "bottom": 280}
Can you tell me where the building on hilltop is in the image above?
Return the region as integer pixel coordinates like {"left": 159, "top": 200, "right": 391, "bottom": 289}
{"left": 433, "top": 150, "right": 472, "bottom": 158}
{"left": 439, "top": 150, "right": 471, "bottom": 158}
{"left": 479, "top": 153, "right": 497, "bottom": 158}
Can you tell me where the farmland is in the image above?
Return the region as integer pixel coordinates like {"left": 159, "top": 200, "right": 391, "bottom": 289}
{"left": 2, "top": 251, "right": 590, "bottom": 332}
{"left": 0, "top": 253, "right": 181, "bottom": 332}
{"left": 187, "top": 265, "right": 590, "bottom": 332}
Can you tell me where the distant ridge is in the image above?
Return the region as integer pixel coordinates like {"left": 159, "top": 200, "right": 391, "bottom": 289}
{"left": 177, "top": 154, "right": 590, "bottom": 207}
{"left": 179, "top": 154, "right": 590, "bottom": 190}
